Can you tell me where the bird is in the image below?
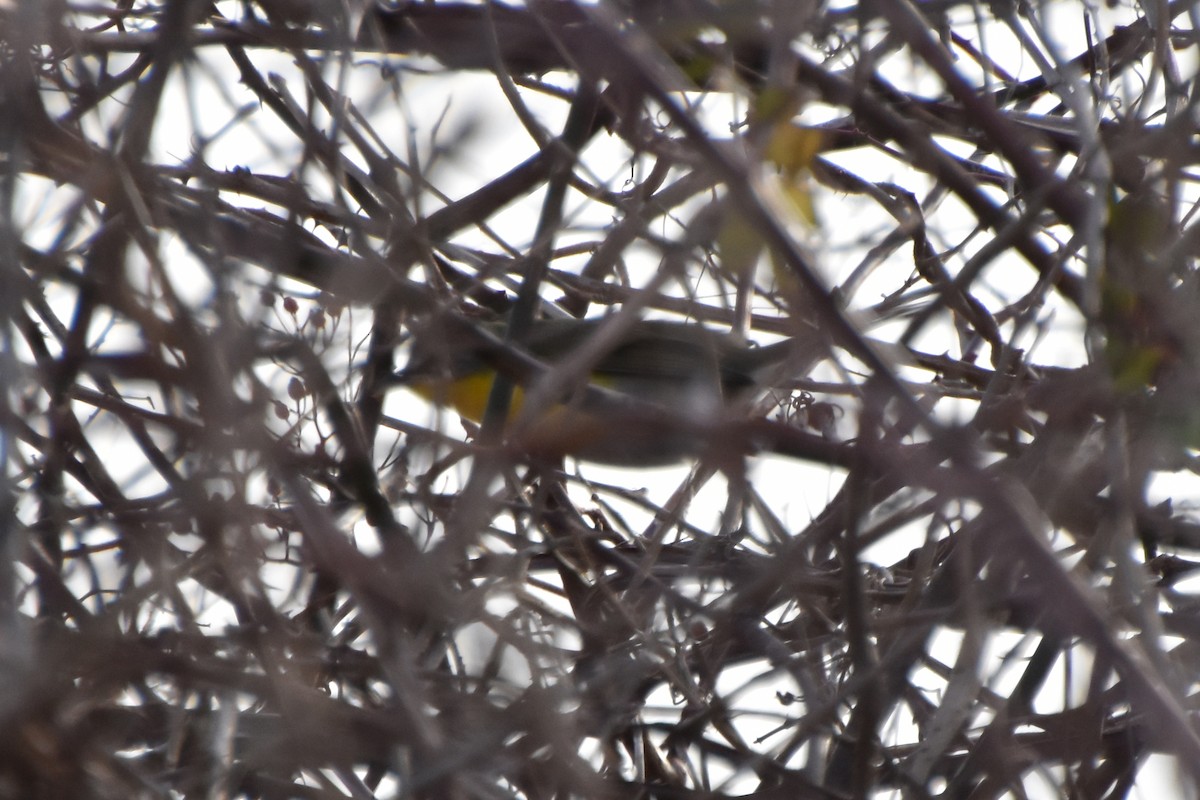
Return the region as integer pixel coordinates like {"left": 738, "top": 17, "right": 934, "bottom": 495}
{"left": 392, "top": 315, "right": 821, "bottom": 465}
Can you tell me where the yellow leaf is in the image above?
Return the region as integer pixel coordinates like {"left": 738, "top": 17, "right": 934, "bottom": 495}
{"left": 765, "top": 123, "right": 824, "bottom": 174}
{"left": 716, "top": 208, "right": 765, "bottom": 279}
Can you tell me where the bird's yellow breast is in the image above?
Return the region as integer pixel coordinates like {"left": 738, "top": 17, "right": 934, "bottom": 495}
{"left": 411, "top": 371, "right": 621, "bottom": 424}
{"left": 412, "top": 371, "right": 512, "bottom": 423}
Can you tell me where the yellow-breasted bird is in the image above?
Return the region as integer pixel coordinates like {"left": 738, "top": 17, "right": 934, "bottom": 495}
{"left": 392, "top": 316, "right": 821, "bottom": 465}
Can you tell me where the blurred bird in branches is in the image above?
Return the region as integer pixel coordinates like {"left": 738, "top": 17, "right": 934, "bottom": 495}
{"left": 390, "top": 316, "right": 823, "bottom": 465}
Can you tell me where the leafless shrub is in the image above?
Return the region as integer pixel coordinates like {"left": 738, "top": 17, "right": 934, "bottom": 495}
{"left": 2, "top": 0, "right": 1199, "bottom": 797}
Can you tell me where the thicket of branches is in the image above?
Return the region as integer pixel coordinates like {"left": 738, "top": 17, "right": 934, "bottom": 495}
{"left": 3, "top": 0, "right": 1200, "bottom": 797}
